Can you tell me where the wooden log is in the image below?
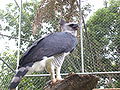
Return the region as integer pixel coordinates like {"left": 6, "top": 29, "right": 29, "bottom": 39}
{"left": 44, "top": 74, "right": 99, "bottom": 90}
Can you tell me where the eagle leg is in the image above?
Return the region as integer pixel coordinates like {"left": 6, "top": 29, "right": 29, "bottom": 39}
{"left": 46, "top": 62, "right": 57, "bottom": 84}
{"left": 56, "top": 66, "right": 64, "bottom": 81}
{"left": 50, "top": 65, "right": 57, "bottom": 84}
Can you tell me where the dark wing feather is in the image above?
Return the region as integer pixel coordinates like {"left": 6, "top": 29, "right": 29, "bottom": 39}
{"left": 19, "top": 32, "right": 77, "bottom": 68}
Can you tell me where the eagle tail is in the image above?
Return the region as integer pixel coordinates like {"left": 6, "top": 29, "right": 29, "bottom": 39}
{"left": 9, "top": 63, "right": 33, "bottom": 90}
{"left": 9, "top": 67, "right": 29, "bottom": 89}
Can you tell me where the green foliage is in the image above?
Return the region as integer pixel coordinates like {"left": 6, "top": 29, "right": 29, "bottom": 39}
{"left": 86, "top": 0, "right": 120, "bottom": 88}
{"left": 0, "top": 0, "right": 51, "bottom": 52}
{"left": 0, "top": 50, "right": 17, "bottom": 89}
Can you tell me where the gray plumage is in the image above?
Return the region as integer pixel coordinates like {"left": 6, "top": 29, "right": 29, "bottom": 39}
{"left": 19, "top": 32, "right": 77, "bottom": 68}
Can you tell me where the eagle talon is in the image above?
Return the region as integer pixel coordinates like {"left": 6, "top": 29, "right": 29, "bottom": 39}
{"left": 56, "top": 78, "right": 64, "bottom": 81}
{"left": 51, "top": 79, "right": 57, "bottom": 84}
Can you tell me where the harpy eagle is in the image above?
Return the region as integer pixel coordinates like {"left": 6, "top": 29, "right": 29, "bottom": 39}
{"left": 9, "top": 19, "right": 78, "bottom": 89}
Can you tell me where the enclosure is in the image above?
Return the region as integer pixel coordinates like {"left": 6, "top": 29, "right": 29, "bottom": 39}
{"left": 0, "top": 0, "right": 120, "bottom": 90}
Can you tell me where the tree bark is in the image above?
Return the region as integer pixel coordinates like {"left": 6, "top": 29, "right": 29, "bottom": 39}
{"left": 44, "top": 74, "right": 99, "bottom": 90}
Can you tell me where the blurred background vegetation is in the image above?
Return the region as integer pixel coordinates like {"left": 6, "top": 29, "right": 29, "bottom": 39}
{"left": 0, "top": 0, "right": 120, "bottom": 89}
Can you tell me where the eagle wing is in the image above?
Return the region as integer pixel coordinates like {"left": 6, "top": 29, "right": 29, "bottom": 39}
{"left": 19, "top": 32, "right": 77, "bottom": 68}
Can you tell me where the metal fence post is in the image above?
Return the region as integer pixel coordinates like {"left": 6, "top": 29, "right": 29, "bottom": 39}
{"left": 16, "top": 0, "right": 22, "bottom": 90}
{"left": 78, "top": 0, "right": 84, "bottom": 73}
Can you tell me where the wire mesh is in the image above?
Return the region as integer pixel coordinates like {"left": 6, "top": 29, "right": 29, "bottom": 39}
{"left": 0, "top": 0, "right": 120, "bottom": 89}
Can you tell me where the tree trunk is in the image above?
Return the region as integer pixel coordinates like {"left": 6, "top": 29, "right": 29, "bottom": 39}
{"left": 44, "top": 74, "right": 99, "bottom": 90}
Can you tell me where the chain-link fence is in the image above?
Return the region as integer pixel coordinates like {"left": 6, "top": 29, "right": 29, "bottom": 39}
{"left": 0, "top": 0, "right": 120, "bottom": 90}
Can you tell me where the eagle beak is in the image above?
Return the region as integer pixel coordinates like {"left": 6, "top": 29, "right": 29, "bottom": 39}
{"left": 73, "top": 24, "right": 79, "bottom": 30}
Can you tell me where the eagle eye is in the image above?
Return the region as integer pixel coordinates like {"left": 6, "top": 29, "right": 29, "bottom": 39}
{"left": 69, "top": 24, "right": 78, "bottom": 30}
{"left": 69, "top": 24, "right": 74, "bottom": 27}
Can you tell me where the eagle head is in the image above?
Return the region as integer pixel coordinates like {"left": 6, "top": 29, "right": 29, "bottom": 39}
{"left": 59, "top": 19, "right": 79, "bottom": 32}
